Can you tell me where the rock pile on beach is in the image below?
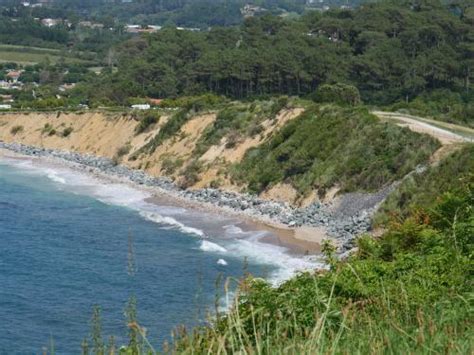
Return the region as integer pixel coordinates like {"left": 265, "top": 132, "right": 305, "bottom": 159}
{"left": 0, "top": 142, "right": 391, "bottom": 250}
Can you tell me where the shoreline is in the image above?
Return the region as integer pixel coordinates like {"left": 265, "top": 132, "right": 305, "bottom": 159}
{"left": 0, "top": 142, "right": 382, "bottom": 253}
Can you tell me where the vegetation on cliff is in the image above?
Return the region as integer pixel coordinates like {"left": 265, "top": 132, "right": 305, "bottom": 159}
{"left": 234, "top": 105, "right": 440, "bottom": 196}
{"left": 376, "top": 144, "right": 474, "bottom": 224}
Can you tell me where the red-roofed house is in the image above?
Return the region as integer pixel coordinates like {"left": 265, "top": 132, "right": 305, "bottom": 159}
{"left": 6, "top": 71, "right": 22, "bottom": 83}
{"left": 148, "top": 98, "right": 163, "bottom": 106}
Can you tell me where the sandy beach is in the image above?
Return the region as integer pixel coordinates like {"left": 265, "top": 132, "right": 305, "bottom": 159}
{"left": 0, "top": 148, "right": 327, "bottom": 257}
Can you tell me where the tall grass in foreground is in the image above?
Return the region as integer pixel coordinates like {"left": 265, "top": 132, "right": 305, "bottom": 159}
{"left": 81, "top": 173, "right": 473, "bottom": 354}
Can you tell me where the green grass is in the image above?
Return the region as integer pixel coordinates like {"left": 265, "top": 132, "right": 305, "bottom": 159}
{"left": 0, "top": 44, "right": 95, "bottom": 65}
{"left": 234, "top": 105, "right": 440, "bottom": 196}
{"left": 375, "top": 144, "right": 474, "bottom": 225}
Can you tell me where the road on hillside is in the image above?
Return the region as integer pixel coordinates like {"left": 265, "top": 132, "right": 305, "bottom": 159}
{"left": 372, "top": 111, "right": 474, "bottom": 145}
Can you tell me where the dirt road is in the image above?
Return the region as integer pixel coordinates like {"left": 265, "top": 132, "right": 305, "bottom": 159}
{"left": 372, "top": 111, "right": 474, "bottom": 145}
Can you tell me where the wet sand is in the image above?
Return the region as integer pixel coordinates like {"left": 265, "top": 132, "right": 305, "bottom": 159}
{"left": 145, "top": 193, "right": 325, "bottom": 255}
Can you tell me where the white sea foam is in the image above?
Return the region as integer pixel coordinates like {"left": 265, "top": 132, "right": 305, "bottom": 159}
{"left": 223, "top": 225, "right": 245, "bottom": 234}
{"left": 140, "top": 211, "right": 205, "bottom": 237}
{"left": 46, "top": 169, "right": 67, "bottom": 184}
{"left": 229, "top": 238, "right": 325, "bottom": 284}
{"left": 200, "top": 240, "right": 228, "bottom": 253}
{"left": 217, "top": 258, "right": 228, "bottom": 266}
{"left": 1, "top": 154, "right": 324, "bottom": 283}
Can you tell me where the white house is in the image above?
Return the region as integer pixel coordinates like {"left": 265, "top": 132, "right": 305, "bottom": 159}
{"left": 131, "top": 104, "right": 151, "bottom": 110}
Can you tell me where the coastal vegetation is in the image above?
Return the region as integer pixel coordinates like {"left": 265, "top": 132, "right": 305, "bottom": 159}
{"left": 86, "top": 159, "right": 472, "bottom": 353}
{"left": 233, "top": 105, "right": 439, "bottom": 196}
{"left": 376, "top": 144, "right": 474, "bottom": 224}
{"left": 134, "top": 112, "right": 161, "bottom": 135}
{"left": 10, "top": 124, "right": 23, "bottom": 135}
{"left": 167, "top": 178, "right": 473, "bottom": 353}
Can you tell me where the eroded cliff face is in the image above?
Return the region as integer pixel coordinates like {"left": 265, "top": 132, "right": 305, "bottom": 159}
{"left": 0, "top": 108, "right": 305, "bottom": 204}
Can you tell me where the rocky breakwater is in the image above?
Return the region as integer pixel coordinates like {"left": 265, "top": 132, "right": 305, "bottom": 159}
{"left": 0, "top": 142, "right": 383, "bottom": 251}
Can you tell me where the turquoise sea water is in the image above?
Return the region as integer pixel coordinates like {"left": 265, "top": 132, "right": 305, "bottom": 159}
{"left": 0, "top": 156, "right": 318, "bottom": 354}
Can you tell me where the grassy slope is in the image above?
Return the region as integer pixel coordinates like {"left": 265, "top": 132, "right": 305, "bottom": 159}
{"left": 375, "top": 144, "right": 474, "bottom": 224}
{"left": 234, "top": 105, "right": 440, "bottom": 197}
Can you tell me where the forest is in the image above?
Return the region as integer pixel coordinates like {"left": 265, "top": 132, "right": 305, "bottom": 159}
{"left": 0, "top": 0, "right": 364, "bottom": 27}
{"left": 72, "top": 1, "right": 473, "bottom": 125}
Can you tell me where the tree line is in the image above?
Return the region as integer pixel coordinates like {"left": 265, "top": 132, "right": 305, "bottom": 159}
{"left": 77, "top": 1, "right": 472, "bottom": 113}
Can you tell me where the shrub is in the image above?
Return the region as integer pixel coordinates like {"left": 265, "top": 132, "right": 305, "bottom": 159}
{"left": 10, "top": 125, "right": 23, "bottom": 135}
{"left": 180, "top": 160, "right": 203, "bottom": 188}
{"left": 375, "top": 145, "right": 474, "bottom": 224}
{"left": 42, "top": 123, "right": 54, "bottom": 135}
{"left": 62, "top": 127, "right": 73, "bottom": 137}
{"left": 116, "top": 144, "right": 131, "bottom": 158}
{"left": 134, "top": 112, "right": 160, "bottom": 135}
{"left": 161, "top": 157, "right": 184, "bottom": 175}
{"left": 160, "top": 94, "right": 226, "bottom": 111}
{"left": 269, "top": 96, "right": 289, "bottom": 117}
{"left": 312, "top": 83, "right": 361, "bottom": 106}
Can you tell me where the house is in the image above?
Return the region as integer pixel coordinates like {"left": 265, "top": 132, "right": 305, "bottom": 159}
{"left": 240, "top": 4, "right": 266, "bottom": 18}
{"left": 125, "top": 25, "right": 161, "bottom": 34}
{"left": 0, "top": 94, "right": 14, "bottom": 103}
{"left": 41, "top": 18, "right": 60, "bottom": 27}
{"left": 0, "top": 104, "right": 12, "bottom": 110}
{"left": 59, "top": 83, "right": 76, "bottom": 92}
{"left": 148, "top": 98, "right": 163, "bottom": 106}
{"left": 131, "top": 104, "right": 151, "bottom": 110}
{"left": 6, "top": 71, "right": 22, "bottom": 83}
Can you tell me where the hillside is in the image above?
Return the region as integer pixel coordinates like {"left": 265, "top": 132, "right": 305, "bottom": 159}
{"left": 0, "top": 100, "right": 440, "bottom": 205}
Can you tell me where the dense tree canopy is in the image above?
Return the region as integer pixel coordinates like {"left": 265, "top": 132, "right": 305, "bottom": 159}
{"left": 79, "top": 1, "right": 472, "bottom": 117}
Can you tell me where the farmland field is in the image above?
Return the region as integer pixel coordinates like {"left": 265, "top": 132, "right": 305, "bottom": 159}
{"left": 0, "top": 44, "right": 96, "bottom": 65}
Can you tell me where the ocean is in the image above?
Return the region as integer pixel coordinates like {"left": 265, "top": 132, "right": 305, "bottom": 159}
{"left": 0, "top": 155, "right": 318, "bottom": 353}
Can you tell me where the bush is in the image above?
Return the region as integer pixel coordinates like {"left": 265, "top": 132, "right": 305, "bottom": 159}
{"left": 312, "top": 83, "right": 361, "bottom": 106}
{"left": 159, "top": 94, "right": 226, "bottom": 111}
{"left": 375, "top": 145, "right": 474, "bottom": 224}
{"left": 161, "top": 157, "right": 184, "bottom": 175}
{"left": 41, "top": 123, "right": 54, "bottom": 135}
{"left": 116, "top": 144, "right": 131, "bottom": 158}
{"left": 62, "top": 127, "right": 73, "bottom": 137}
{"left": 10, "top": 125, "right": 23, "bottom": 135}
{"left": 112, "top": 144, "right": 131, "bottom": 165}
{"left": 134, "top": 112, "right": 160, "bottom": 135}
{"left": 180, "top": 160, "right": 203, "bottom": 188}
